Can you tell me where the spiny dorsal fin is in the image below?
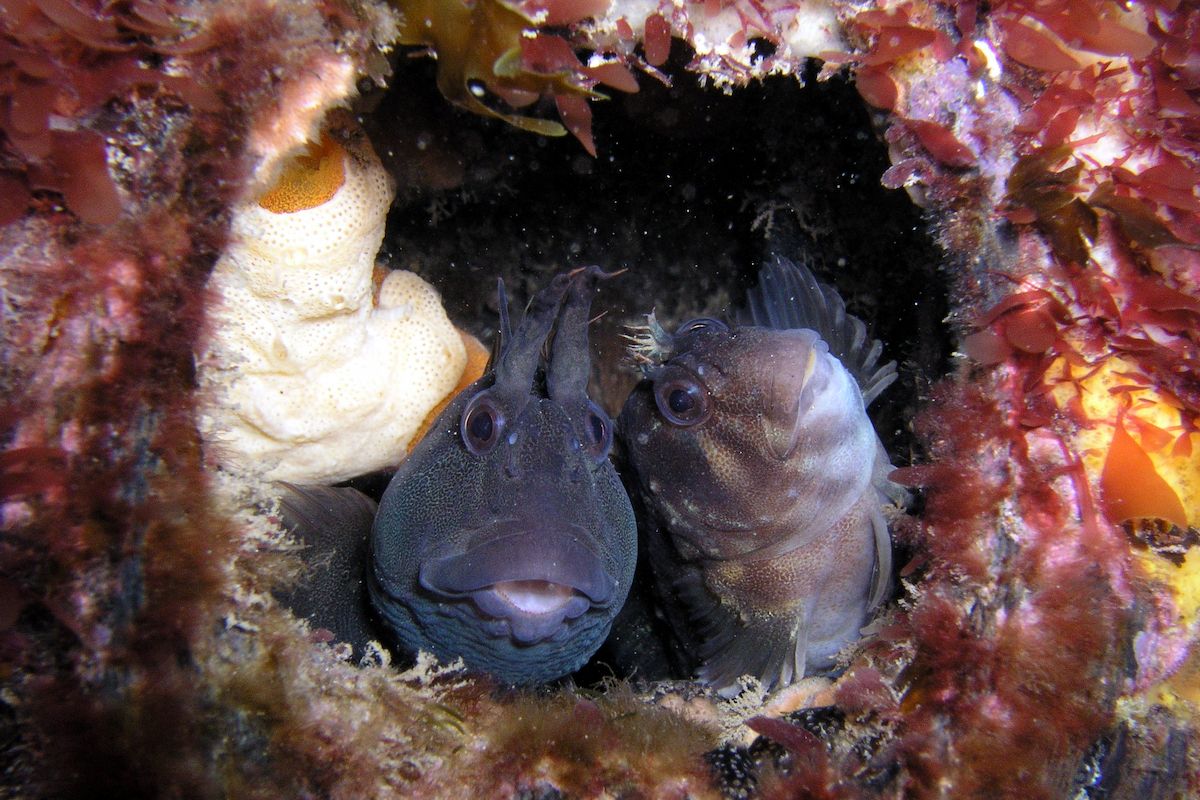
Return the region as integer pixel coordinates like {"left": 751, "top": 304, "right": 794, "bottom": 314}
{"left": 744, "top": 256, "right": 897, "bottom": 406}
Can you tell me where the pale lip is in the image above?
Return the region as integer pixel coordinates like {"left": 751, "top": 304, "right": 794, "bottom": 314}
{"left": 495, "top": 580, "right": 575, "bottom": 614}
{"left": 467, "top": 579, "right": 592, "bottom": 643}
{"left": 417, "top": 529, "right": 614, "bottom": 644}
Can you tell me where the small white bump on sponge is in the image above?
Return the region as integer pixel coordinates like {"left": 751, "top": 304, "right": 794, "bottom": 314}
{"left": 198, "top": 126, "right": 467, "bottom": 484}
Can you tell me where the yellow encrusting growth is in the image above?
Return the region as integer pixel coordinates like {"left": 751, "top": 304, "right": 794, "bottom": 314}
{"left": 1130, "top": 548, "right": 1200, "bottom": 712}
{"left": 1033, "top": 342, "right": 1200, "bottom": 764}
{"left": 257, "top": 132, "right": 347, "bottom": 213}
{"left": 1048, "top": 355, "right": 1200, "bottom": 529}
{"left": 1145, "top": 549, "right": 1200, "bottom": 633}
{"left": 199, "top": 124, "right": 468, "bottom": 484}
{"left": 1049, "top": 351, "right": 1200, "bottom": 717}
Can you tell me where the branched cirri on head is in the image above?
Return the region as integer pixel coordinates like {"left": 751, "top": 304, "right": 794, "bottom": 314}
{"left": 618, "top": 256, "right": 902, "bottom": 694}
{"left": 279, "top": 267, "right": 637, "bottom": 685}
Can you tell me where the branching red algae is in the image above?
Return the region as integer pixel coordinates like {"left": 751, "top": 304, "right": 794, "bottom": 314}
{"left": 0, "top": 1, "right": 409, "bottom": 796}
{"left": 0, "top": 1, "right": 224, "bottom": 226}
{"left": 885, "top": 385, "right": 1131, "bottom": 799}
{"left": 390, "top": 0, "right": 636, "bottom": 155}
{"left": 835, "top": 0, "right": 1200, "bottom": 795}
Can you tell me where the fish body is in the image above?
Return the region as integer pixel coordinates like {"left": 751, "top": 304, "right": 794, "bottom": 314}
{"left": 369, "top": 267, "right": 635, "bottom": 683}
{"left": 279, "top": 267, "right": 636, "bottom": 684}
{"left": 618, "top": 256, "right": 897, "bottom": 692}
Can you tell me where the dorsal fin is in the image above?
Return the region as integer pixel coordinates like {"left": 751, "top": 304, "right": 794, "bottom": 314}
{"left": 744, "top": 256, "right": 897, "bottom": 406}
{"left": 481, "top": 272, "right": 574, "bottom": 418}
{"left": 547, "top": 266, "right": 601, "bottom": 407}
{"left": 487, "top": 277, "right": 511, "bottom": 373}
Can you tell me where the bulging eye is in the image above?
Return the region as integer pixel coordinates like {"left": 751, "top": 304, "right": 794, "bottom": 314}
{"left": 675, "top": 318, "right": 728, "bottom": 337}
{"left": 461, "top": 392, "right": 505, "bottom": 455}
{"left": 653, "top": 373, "right": 712, "bottom": 427}
{"left": 583, "top": 400, "right": 613, "bottom": 460}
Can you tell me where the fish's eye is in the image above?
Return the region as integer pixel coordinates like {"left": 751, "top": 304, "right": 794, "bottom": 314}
{"left": 653, "top": 374, "right": 711, "bottom": 427}
{"left": 461, "top": 392, "right": 505, "bottom": 455}
{"left": 675, "top": 317, "right": 728, "bottom": 337}
{"left": 583, "top": 399, "right": 613, "bottom": 460}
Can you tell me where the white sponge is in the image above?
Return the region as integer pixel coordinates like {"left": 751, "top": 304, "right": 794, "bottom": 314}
{"left": 199, "top": 128, "right": 467, "bottom": 483}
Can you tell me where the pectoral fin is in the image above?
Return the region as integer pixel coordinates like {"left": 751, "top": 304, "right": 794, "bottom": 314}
{"left": 275, "top": 482, "right": 383, "bottom": 656}
{"left": 866, "top": 502, "right": 893, "bottom": 612}
{"left": 664, "top": 557, "right": 809, "bottom": 695}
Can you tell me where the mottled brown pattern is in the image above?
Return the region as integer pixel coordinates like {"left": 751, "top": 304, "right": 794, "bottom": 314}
{"left": 620, "top": 269, "right": 895, "bottom": 693}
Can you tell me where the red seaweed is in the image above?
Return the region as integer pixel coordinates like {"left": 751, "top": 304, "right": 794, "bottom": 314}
{"left": 855, "top": 65, "right": 898, "bottom": 110}
{"left": 1101, "top": 417, "right": 1188, "bottom": 528}
{"left": 2, "top": 0, "right": 1197, "bottom": 796}
{"left": 997, "top": 18, "right": 1083, "bottom": 73}
{"left": 906, "top": 119, "right": 975, "bottom": 168}
{"left": 643, "top": 13, "right": 671, "bottom": 67}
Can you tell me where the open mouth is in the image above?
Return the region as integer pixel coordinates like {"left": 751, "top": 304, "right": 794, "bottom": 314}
{"left": 467, "top": 579, "right": 592, "bottom": 643}
{"left": 494, "top": 580, "right": 575, "bottom": 614}
{"left": 417, "top": 530, "right": 614, "bottom": 644}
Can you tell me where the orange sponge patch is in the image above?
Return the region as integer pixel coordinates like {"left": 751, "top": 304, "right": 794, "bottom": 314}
{"left": 1101, "top": 419, "right": 1189, "bottom": 530}
{"left": 257, "top": 133, "right": 347, "bottom": 213}
{"left": 411, "top": 329, "right": 491, "bottom": 448}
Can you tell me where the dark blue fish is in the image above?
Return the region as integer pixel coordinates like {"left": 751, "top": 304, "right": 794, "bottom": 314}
{"left": 279, "top": 267, "right": 637, "bottom": 685}
{"left": 618, "top": 256, "right": 899, "bottom": 693}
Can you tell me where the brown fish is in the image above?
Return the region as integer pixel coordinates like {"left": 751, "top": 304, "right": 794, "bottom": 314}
{"left": 618, "top": 256, "right": 899, "bottom": 693}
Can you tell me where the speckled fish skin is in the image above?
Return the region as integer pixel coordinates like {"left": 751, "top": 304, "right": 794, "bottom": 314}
{"left": 618, "top": 256, "right": 897, "bottom": 693}
{"left": 369, "top": 267, "right": 637, "bottom": 685}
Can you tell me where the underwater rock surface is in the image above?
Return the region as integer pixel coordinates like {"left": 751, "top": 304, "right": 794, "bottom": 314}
{"left": 0, "top": 0, "right": 1197, "bottom": 798}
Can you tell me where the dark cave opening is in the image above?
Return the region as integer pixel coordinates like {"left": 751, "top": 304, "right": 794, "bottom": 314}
{"left": 360, "top": 52, "right": 950, "bottom": 684}
{"left": 369, "top": 55, "right": 949, "bottom": 457}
